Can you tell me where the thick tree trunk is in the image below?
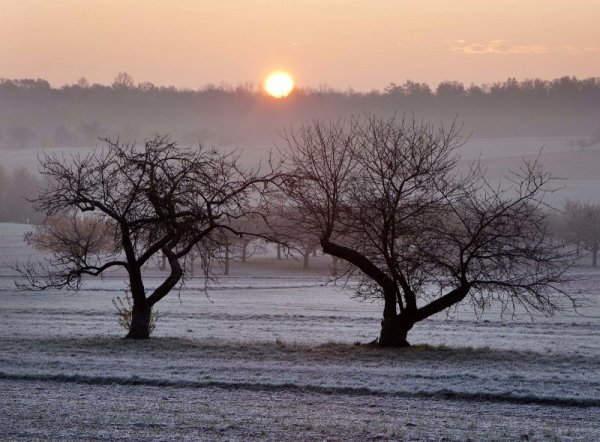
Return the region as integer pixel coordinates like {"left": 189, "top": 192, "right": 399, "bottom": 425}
{"left": 121, "top": 228, "right": 152, "bottom": 339}
{"left": 224, "top": 244, "right": 230, "bottom": 275}
{"left": 242, "top": 240, "right": 248, "bottom": 263}
{"left": 124, "top": 258, "right": 150, "bottom": 339}
{"left": 126, "top": 302, "right": 152, "bottom": 339}
{"left": 321, "top": 238, "right": 405, "bottom": 345}
{"left": 379, "top": 316, "right": 412, "bottom": 347}
{"left": 378, "top": 285, "right": 411, "bottom": 347}
{"left": 303, "top": 251, "right": 309, "bottom": 269}
{"left": 320, "top": 238, "right": 472, "bottom": 348}
{"left": 277, "top": 243, "right": 282, "bottom": 260}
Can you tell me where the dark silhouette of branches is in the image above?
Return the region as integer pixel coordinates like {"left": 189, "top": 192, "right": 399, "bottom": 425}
{"left": 557, "top": 200, "right": 600, "bottom": 267}
{"left": 15, "top": 135, "right": 282, "bottom": 338}
{"left": 282, "top": 114, "right": 574, "bottom": 347}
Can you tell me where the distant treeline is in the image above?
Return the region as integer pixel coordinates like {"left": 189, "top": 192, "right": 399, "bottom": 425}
{"left": 1, "top": 74, "right": 600, "bottom": 150}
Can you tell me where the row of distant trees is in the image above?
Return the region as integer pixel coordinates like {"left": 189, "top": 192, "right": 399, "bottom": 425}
{"left": 1, "top": 74, "right": 600, "bottom": 149}
{"left": 6, "top": 160, "right": 599, "bottom": 271}
{"left": 12, "top": 164, "right": 599, "bottom": 270}
{"left": 15, "top": 115, "right": 598, "bottom": 347}
{"left": 0, "top": 162, "right": 319, "bottom": 268}
{"left": 4, "top": 73, "right": 600, "bottom": 101}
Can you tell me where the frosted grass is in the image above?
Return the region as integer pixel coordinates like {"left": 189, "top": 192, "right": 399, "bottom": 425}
{"left": 1, "top": 222, "right": 599, "bottom": 440}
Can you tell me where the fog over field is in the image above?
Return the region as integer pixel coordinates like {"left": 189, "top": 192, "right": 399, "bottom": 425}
{"left": 2, "top": 76, "right": 600, "bottom": 225}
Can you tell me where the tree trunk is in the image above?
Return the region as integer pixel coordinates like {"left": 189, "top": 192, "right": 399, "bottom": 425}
{"left": 378, "top": 286, "right": 411, "bottom": 347}
{"left": 224, "top": 244, "right": 230, "bottom": 275}
{"left": 378, "top": 315, "right": 412, "bottom": 347}
{"left": 126, "top": 302, "right": 152, "bottom": 339}
{"left": 124, "top": 257, "right": 150, "bottom": 339}
{"left": 277, "top": 243, "right": 282, "bottom": 260}
{"left": 189, "top": 254, "right": 195, "bottom": 277}
{"left": 242, "top": 240, "right": 248, "bottom": 263}
{"left": 303, "top": 251, "right": 309, "bottom": 269}
{"left": 320, "top": 238, "right": 405, "bottom": 345}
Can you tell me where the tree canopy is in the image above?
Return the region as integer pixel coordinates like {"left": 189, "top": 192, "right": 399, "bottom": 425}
{"left": 282, "top": 115, "right": 573, "bottom": 346}
{"left": 18, "top": 135, "right": 280, "bottom": 338}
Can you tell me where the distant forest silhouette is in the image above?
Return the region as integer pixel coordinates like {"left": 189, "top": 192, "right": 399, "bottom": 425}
{"left": 1, "top": 74, "right": 600, "bottom": 151}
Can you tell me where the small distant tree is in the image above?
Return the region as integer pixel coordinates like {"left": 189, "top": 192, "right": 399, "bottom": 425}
{"left": 284, "top": 224, "right": 319, "bottom": 269}
{"left": 75, "top": 77, "right": 90, "bottom": 89}
{"left": 17, "top": 135, "right": 280, "bottom": 339}
{"left": 561, "top": 200, "right": 600, "bottom": 267}
{"left": 283, "top": 115, "right": 573, "bottom": 347}
{"left": 267, "top": 197, "right": 318, "bottom": 269}
{"left": 112, "top": 72, "right": 135, "bottom": 90}
{"left": 226, "top": 214, "right": 268, "bottom": 264}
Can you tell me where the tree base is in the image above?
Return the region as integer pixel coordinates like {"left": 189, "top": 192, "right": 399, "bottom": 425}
{"left": 124, "top": 331, "right": 151, "bottom": 340}
{"left": 378, "top": 318, "right": 412, "bottom": 347}
{"left": 377, "top": 337, "right": 411, "bottom": 348}
{"left": 126, "top": 305, "right": 152, "bottom": 339}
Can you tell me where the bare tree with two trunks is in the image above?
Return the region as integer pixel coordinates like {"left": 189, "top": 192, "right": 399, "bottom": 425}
{"left": 282, "top": 115, "right": 573, "bottom": 347}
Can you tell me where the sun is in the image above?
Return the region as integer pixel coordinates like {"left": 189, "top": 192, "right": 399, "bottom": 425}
{"left": 264, "top": 71, "right": 294, "bottom": 98}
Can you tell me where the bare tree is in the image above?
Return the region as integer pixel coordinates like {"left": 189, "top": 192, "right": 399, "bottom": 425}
{"left": 112, "top": 72, "right": 135, "bottom": 90}
{"left": 266, "top": 195, "right": 320, "bottom": 269}
{"left": 17, "top": 135, "right": 280, "bottom": 339}
{"left": 282, "top": 115, "right": 572, "bottom": 347}
{"left": 227, "top": 213, "right": 269, "bottom": 264}
{"left": 560, "top": 200, "right": 600, "bottom": 267}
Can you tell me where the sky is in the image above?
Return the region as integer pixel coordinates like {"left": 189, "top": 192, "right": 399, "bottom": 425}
{"left": 1, "top": 0, "right": 599, "bottom": 91}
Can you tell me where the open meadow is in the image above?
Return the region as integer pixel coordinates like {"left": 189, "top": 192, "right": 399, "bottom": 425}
{"left": 1, "top": 223, "right": 599, "bottom": 441}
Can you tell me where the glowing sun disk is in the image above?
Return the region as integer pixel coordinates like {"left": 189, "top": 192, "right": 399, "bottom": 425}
{"left": 265, "top": 71, "right": 294, "bottom": 98}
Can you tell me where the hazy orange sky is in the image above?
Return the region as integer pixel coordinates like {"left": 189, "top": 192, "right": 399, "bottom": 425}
{"left": 2, "top": 0, "right": 599, "bottom": 90}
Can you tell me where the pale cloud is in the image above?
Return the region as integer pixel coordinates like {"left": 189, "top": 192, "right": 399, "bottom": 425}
{"left": 558, "top": 45, "right": 600, "bottom": 54}
{"left": 450, "top": 40, "right": 600, "bottom": 56}
{"left": 449, "top": 40, "right": 549, "bottom": 55}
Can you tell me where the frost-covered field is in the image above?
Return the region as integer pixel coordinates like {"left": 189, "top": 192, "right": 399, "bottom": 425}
{"left": 1, "top": 222, "right": 600, "bottom": 441}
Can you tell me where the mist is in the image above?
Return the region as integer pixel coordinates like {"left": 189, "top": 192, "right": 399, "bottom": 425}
{"left": 1, "top": 74, "right": 599, "bottom": 153}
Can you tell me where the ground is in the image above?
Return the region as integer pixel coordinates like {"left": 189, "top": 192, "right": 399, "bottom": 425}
{"left": 0, "top": 222, "right": 599, "bottom": 441}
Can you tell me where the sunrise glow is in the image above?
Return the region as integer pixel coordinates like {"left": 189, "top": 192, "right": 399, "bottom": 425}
{"left": 264, "top": 71, "right": 294, "bottom": 98}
